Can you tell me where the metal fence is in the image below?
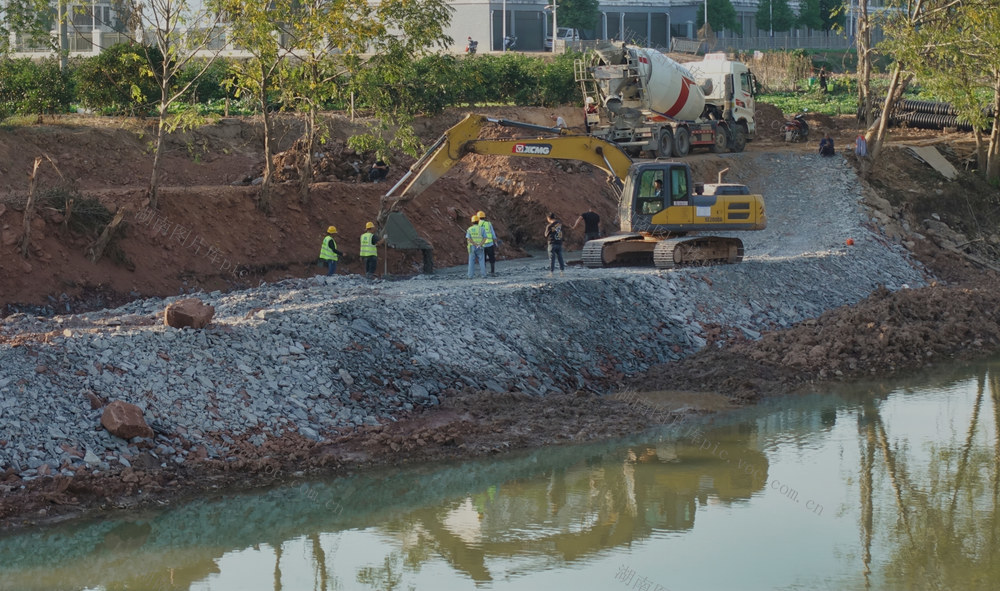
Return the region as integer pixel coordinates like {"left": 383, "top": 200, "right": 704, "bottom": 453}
{"left": 709, "top": 33, "right": 855, "bottom": 52}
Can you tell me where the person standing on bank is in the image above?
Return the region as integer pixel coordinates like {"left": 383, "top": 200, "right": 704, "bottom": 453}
{"left": 572, "top": 208, "right": 601, "bottom": 243}
{"left": 360, "top": 221, "right": 381, "bottom": 277}
{"left": 545, "top": 212, "right": 565, "bottom": 276}
{"left": 466, "top": 214, "right": 487, "bottom": 279}
{"left": 319, "top": 225, "right": 343, "bottom": 276}
{"left": 477, "top": 210, "right": 499, "bottom": 275}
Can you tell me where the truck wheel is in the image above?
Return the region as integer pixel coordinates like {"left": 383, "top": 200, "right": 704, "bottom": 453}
{"left": 672, "top": 127, "right": 691, "bottom": 157}
{"left": 711, "top": 127, "right": 729, "bottom": 153}
{"left": 730, "top": 126, "right": 747, "bottom": 152}
{"left": 657, "top": 129, "right": 674, "bottom": 158}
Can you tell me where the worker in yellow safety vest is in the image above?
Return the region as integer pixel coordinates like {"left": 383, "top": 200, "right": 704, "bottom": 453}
{"left": 319, "top": 225, "right": 342, "bottom": 276}
{"left": 466, "top": 214, "right": 487, "bottom": 279}
{"left": 477, "top": 210, "right": 500, "bottom": 276}
{"left": 360, "top": 221, "right": 381, "bottom": 277}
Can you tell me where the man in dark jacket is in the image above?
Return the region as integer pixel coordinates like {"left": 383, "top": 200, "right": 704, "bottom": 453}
{"left": 545, "top": 212, "right": 565, "bottom": 276}
{"left": 572, "top": 208, "right": 601, "bottom": 243}
{"left": 819, "top": 134, "right": 835, "bottom": 156}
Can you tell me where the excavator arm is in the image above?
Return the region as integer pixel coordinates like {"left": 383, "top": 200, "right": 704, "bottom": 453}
{"left": 375, "top": 114, "right": 633, "bottom": 229}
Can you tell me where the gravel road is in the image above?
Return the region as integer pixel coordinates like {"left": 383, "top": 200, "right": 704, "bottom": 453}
{"left": 0, "top": 151, "right": 927, "bottom": 482}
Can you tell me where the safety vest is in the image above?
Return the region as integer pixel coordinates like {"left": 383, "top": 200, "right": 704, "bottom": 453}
{"left": 479, "top": 220, "right": 495, "bottom": 247}
{"left": 319, "top": 236, "right": 338, "bottom": 261}
{"left": 360, "top": 232, "right": 377, "bottom": 257}
{"left": 467, "top": 224, "right": 483, "bottom": 250}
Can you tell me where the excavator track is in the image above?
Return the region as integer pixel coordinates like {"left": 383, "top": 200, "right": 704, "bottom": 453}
{"left": 582, "top": 235, "right": 656, "bottom": 268}
{"left": 653, "top": 236, "right": 744, "bottom": 269}
{"left": 582, "top": 239, "right": 610, "bottom": 268}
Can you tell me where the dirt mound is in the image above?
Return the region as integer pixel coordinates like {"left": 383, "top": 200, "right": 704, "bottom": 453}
{"left": 754, "top": 102, "right": 787, "bottom": 139}
{"left": 632, "top": 279, "right": 1000, "bottom": 401}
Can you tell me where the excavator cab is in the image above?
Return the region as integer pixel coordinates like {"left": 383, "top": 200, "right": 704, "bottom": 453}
{"left": 622, "top": 163, "right": 696, "bottom": 233}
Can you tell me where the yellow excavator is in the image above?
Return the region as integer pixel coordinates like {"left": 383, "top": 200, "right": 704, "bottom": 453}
{"left": 375, "top": 114, "right": 766, "bottom": 270}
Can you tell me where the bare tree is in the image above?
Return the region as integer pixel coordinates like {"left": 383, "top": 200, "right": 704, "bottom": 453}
{"left": 119, "top": 0, "right": 228, "bottom": 209}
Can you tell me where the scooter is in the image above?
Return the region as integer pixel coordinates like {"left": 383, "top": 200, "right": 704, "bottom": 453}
{"left": 465, "top": 38, "right": 478, "bottom": 54}
{"left": 503, "top": 34, "right": 517, "bottom": 51}
{"left": 783, "top": 111, "right": 809, "bottom": 142}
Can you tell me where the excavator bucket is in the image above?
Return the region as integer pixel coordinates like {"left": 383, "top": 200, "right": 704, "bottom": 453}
{"left": 382, "top": 212, "right": 434, "bottom": 274}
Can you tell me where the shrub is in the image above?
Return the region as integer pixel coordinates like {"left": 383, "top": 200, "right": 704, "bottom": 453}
{"left": 177, "top": 57, "right": 235, "bottom": 104}
{"left": 0, "top": 57, "right": 72, "bottom": 122}
{"left": 537, "top": 52, "right": 579, "bottom": 106}
{"left": 73, "top": 43, "right": 163, "bottom": 116}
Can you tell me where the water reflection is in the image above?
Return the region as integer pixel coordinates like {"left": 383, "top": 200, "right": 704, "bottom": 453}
{"left": 1, "top": 359, "right": 999, "bottom": 591}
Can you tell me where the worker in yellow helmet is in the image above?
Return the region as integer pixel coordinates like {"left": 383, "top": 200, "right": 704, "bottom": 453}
{"left": 319, "top": 226, "right": 342, "bottom": 276}
{"left": 466, "top": 214, "right": 487, "bottom": 279}
{"left": 477, "top": 210, "right": 500, "bottom": 276}
{"left": 360, "top": 221, "right": 382, "bottom": 278}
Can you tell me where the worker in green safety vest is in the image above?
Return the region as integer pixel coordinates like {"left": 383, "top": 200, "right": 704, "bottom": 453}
{"left": 319, "top": 225, "right": 343, "bottom": 276}
{"left": 477, "top": 210, "right": 500, "bottom": 276}
{"left": 466, "top": 214, "right": 487, "bottom": 279}
{"left": 360, "top": 221, "right": 382, "bottom": 277}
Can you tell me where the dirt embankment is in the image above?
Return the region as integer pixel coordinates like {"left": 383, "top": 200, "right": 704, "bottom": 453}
{"left": 0, "top": 108, "right": 619, "bottom": 314}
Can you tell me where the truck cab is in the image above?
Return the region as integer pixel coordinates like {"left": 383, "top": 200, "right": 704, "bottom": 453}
{"left": 692, "top": 52, "right": 758, "bottom": 137}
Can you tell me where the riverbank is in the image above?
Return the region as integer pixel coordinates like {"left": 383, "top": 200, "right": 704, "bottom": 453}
{"left": 2, "top": 147, "right": 997, "bottom": 532}
{"left": 5, "top": 273, "right": 1000, "bottom": 532}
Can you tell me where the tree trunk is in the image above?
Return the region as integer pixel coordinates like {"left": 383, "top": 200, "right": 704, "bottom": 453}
{"left": 149, "top": 101, "right": 169, "bottom": 210}
{"left": 868, "top": 66, "right": 911, "bottom": 165}
{"left": 299, "top": 105, "right": 316, "bottom": 205}
{"left": 857, "top": 0, "right": 873, "bottom": 127}
{"left": 258, "top": 62, "right": 275, "bottom": 213}
{"left": 87, "top": 207, "right": 126, "bottom": 263}
{"left": 19, "top": 157, "right": 43, "bottom": 259}
{"left": 987, "top": 71, "right": 1000, "bottom": 182}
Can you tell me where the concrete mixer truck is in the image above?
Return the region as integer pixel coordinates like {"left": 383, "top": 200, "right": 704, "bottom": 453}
{"left": 575, "top": 42, "right": 758, "bottom": 157}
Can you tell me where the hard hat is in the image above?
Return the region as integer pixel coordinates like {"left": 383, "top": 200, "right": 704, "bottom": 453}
{"left": 476, "top": 210, "right": 486, "bottom": 219}
{"left": 471, "top": 214, "right": 479, "bottom": 223}
{"left": 327, "top": 225, "right": 337, "bottom": 234}
{"left": 585, "top": 96, "right": 594, "bottom": 104}
{"left": 365, "top": 221, "right": 375, "bottom": 229}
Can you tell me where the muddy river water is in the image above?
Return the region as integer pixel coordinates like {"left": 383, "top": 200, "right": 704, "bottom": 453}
{"left": 2, "top": 359, "right": 999, "bottom": 591}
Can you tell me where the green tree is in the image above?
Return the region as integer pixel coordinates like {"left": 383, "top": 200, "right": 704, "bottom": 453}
{"left": 278, "top": 0, "right": 451, "bottom": 202}
{"left": 797, "top": 0, "right": 825, "bottom": 31}
{"left": 889, "top": 0, "right": 1000, "bottom": 181}
{"left": 819, "top": 0, "right": 846, "bottom": 31}
{"left": 0, "top": 0, "right": 56, "bottom": 55}
{"left": 557, "top": 0, "right": 600, "bottom": 33}
{"left": 214, "top": 0, "right": 287, "bottom": 211}
{"left": 868, "top": 0, "right": 950, "bottom": 165}
{"left": 696, "top": 0, "right": 742, "bottom": 35}
{"left": 756, "top": 0, "right": 797, "bottom": 33}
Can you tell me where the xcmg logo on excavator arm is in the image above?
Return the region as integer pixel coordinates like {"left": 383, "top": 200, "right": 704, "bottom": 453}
{"left": 512, "top": 143, "right": 552, "bottom": 155}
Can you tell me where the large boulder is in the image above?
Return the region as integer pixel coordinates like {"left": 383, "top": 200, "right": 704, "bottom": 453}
{"left": 101, "top": 400, "right": 155, "bottom": 440}
{"left": 164, "top": 297, "right": 215, "bottom": 329}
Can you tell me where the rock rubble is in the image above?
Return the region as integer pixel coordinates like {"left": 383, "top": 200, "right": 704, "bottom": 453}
{"left": 0, "top": 153, "right": 928, "bottom": 482}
